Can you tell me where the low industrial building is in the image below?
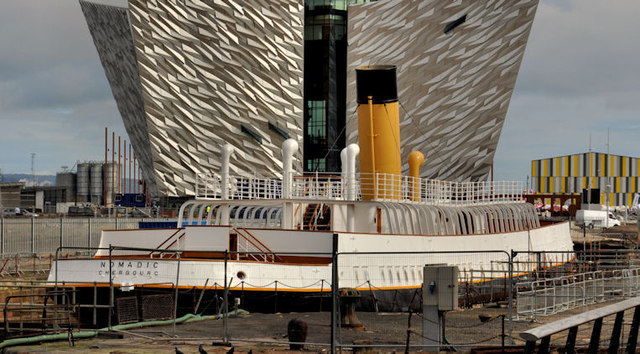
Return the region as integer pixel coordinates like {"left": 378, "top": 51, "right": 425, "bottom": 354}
{"left": 0, "top": 182, "right": 25, "bottom": 210}
{"left": 20, "top": 186, "right": 69, "bottom": 214}
{"left": 531, "top": 152, "right": 640, "bottom": 207}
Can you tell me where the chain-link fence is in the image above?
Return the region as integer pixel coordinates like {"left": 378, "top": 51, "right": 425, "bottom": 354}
{"left": 33, "top": 246, "right": 520, "bottom": 351}
{"left": 7, "top": 241, "right": 640, "bottom": 351}
{"left": 0, "top": 217, "right": 170, "bottom": 257}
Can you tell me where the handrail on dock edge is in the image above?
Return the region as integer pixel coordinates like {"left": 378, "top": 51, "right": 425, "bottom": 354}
{"left": 520, "top": 296, "right": 640, "bottom": 353}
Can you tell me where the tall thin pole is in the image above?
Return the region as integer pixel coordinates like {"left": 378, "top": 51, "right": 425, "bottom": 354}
{"left": 123, "top": 139, "right": 127, "bottom": 194}
{"left": 104, "top": 127, "right": 108, "bottom": 206}
{"left": 491, "top": 161, "right": 494, "bottom": 183}
{"left": 129, "top": 143, "right": 132, "bottom": 194}
{"left": 606, "top": 128, "right": 610, "bottom": 227}
{"left": 133, "top": 154, "right": 137, "bottom": 194}
{"left": 589, "top": 134, "right": 592, "bottom": 204}
{"left": 587, "top": 134, "right": 592, "bottom": 203}
{"left": 30, "top": 153, "right": 36, "bottom": 186}
{"left": 111, "top": 132, "right": 115, "bottom": 205}
{"left": 118, "top": 136, "right": 121, "bottom": 195}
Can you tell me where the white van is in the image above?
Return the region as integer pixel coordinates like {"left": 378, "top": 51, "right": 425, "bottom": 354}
{"left": 1, "top": 208, "right": 17, "bottom": 217}
{"left": 576, "top": 210, "right": 621, "bottom": 229}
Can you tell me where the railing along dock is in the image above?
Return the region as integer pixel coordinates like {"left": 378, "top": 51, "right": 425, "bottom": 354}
{"left": 520, "top": 296, "right": 640, "bottom": 353}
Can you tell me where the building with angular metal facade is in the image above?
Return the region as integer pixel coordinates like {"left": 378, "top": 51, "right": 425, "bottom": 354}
{"left": 80, "top": 0, "right": 304, "bottom": 197}
{"left": 532, "top": 152, "right": 640, "bottom": 207}
{"left": 81, "top": 0, "right": 538, "bottom": 197}
{"left": 346, "top": 0, "right": 539, "bottom": 182}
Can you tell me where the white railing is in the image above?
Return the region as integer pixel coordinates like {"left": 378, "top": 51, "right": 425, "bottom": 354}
{"left": 516, "top": 268, "right": 640, "bottom": 320}
{"left": 195, "top": 172, "right": 523, "bottom": 206}
{"left": 195, "top": 173, "right": 221, "bottom": 199}
{"left": 358, "top": 173, "right": 523, "bottom": 205}
{"left": 292, "top": 174, "right": 344, "bottom": 200}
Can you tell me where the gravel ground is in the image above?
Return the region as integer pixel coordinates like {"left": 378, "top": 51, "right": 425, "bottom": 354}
{"left": 6, "top": 298, "right": 640, "bottom": 353}
{"left": 0, "top": 303, "right": 595, "bottom": 353}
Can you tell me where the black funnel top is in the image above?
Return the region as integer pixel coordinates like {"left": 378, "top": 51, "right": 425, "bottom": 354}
{"left": 355, "top": 65, "right": 398, "bottom": 104}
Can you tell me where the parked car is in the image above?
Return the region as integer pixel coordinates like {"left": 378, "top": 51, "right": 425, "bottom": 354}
{"left": 1, "top": 208, "right": 17, "bottom": 217}
{"left": 20, "top": 209, "right": 38, "bottom": 217}
{"left": 68, "top": 206, "right": 95, "bottom": 217}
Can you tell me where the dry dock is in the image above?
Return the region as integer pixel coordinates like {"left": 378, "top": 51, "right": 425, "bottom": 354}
{"left": 4, "top": 299, "right": 640, "bottom": 353}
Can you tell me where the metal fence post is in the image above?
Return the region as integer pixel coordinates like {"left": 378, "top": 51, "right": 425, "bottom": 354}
{"left": 509, "top": 250, "right": 514, "bottom": 344}
{"left": 88, "top": 218, "right": 92, "bottom": 252}
{"left": 223, "top": 250, "right": 229, "bottom": 343}
{"left": 115, "top": 218, "right": 119, "bottom": 230}
{"left": 31, "top": 217, "right": 35, "bottom": 255}
{"left": 1, "top": 216, "right": 4, "bottom": 257}
{"left": 626, "top": 305, "right": 640, "bottom": 353}
{"left": 59, "top": 218, "right": 63, "bottom": 250}
{"left": 331, "top": 233, "right": 338, "bottom": 354}
{"left": 108, "top": 244, "right": 113, "bottom": 331}
{"left": 173, "top": 252, "right": 180, "bottom": 338}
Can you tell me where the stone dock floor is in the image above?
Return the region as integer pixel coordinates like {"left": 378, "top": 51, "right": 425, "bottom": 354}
{"left": 5, "top": 299, "right": 639, "bottom": 353}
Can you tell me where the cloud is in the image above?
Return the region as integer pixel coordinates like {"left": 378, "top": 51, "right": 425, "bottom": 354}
{"left": 0, "top": 0, "right": 638, "bottom": 186}
{"left": 0, "top": 61, "right": 110, "bottom": 111}
{"left": 516, "top": 0, "right": 640, "bottom": 98}
{"left": 494, "top": 0, "right": 640, "bottom": 183}
{"left": 0, "top": 98, "right": 128, "bottom": 174}
{"left": 0, "top": 1, "right": 115, "bottom": 111}
{"left": 0, "top": 0, "right": 130, "bottom": 174}
{"left": 496, "top": 91, "right": 640, "bottom": 181}
{"left": 0, "top": 2, "right": 96, "bottom": 79}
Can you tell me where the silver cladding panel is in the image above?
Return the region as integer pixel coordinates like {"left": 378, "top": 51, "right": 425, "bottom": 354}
{"left": 76, "top": 163, "right": 90, "bottom": 197}
{"left": 89, "top": 162, "right": 104, "bottom": 196}
{"left": 127, "top": 0, "right": 305, "bottom": 196}
{"left": 79, "top": 1, "right": 158, "bottom": 197}
{"left": 346, "top": 0, "right": 539, "bottom": 182}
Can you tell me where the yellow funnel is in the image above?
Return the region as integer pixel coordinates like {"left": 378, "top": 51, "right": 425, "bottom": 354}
{"left": 408, "top": 151, "right": 425, "bottom": 201}
{"left": 356, "top": 65, "right": 401, "bottom": 200}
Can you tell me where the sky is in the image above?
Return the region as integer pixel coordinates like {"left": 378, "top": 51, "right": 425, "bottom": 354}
{"left": 0, "top": 0, "right": 638, "bottom": 185}
{"left": 494, "top": 0, "right": 640, "bottom": 183}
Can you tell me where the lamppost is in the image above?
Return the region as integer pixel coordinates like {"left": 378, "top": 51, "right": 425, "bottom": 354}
{"left": 0, "top": 168, "right": 3, "bottom": 212}
{"left": 606, "top": 181, "right": 611, "bottom": 228}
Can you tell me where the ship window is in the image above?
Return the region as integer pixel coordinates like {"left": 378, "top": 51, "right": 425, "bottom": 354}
{"left": 444, "top": 14, "right": 467, "bottom": 34}
{"left": 241, "top": 125, "right": 263, "bottom": 143}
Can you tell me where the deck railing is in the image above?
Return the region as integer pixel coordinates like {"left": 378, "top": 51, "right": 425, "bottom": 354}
{"left": 195, "top": 172, "right": 523, "bottom": 206}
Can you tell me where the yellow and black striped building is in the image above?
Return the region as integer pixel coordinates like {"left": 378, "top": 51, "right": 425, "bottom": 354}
{"left": 531, "top": 152, "right": 640, "bottom": 207}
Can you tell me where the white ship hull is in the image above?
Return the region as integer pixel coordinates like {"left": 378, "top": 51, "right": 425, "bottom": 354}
{"left": 49, "top": 222, "right": 573, "bottom": 292}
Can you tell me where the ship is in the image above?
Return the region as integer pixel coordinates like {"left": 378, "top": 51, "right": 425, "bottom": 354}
{"left": 49, "top": 66, "right": 574, "bottom": 324}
